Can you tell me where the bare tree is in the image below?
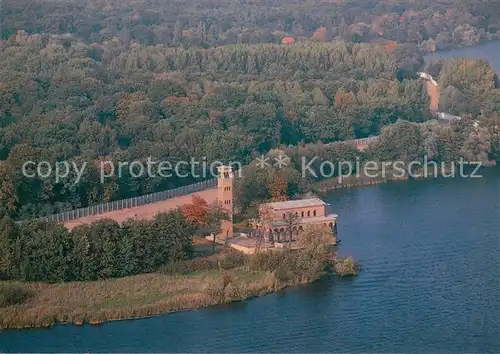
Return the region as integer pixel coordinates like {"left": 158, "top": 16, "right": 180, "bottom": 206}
{"left": 206, "top": 201, "right": 230, "bottom": 254}
{"left": 254, "top": 204, "right": 273, "bottom": 253}
{"left": 283, "top": 212, "right": 299, "bottom": 249}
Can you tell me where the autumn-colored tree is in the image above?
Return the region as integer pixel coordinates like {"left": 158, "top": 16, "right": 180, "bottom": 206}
{"left": 181, "top": 196, "right": 230, "bottom": 253}
{"left": 0, "top": 167, "right": 18, "bottom": 212}
{"left": 311, "top": 27, "right": 327, "bottom": 42}
{"left": 334, "top": 90, "right": 357, "bottom": 109}
{"left": 162, "top": 96, "right": 193, "bottom": 108}
{"left": 384, "top": 40, "right": 399, "bottom": 53}
{"left": 258, "top": 204, "right": 274, "bottom": 222}
{"left": 180, "top": 195, "right": 209, "bottom": 226}
{"left": 268, "top": 174, "right": 289, "bottom": 202}
{"left": 116, "top": 92, "right": 148, "bottom": 121}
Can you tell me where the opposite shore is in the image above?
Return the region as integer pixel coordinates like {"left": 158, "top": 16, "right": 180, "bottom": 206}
{"left": 314, "top": 163, "right": 495, "bottom": 193}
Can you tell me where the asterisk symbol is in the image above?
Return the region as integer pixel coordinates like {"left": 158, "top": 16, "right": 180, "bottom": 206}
{"left": 256, "top": 155, "right": 270, "bottom": 169}
{"left": 274, "top": 154, "right": 290, "bottom": 169}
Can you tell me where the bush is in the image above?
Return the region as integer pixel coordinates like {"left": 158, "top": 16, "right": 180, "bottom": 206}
{"left": 294, "top": 248, "right": 329, "bottom": 282}
{"left": 203, "top": 276, "right": 227, "bottom": 300}
{"left": 333, "top": 256, "right": 359, "bottom": 277}
{"left": 224, "top": 282, "right": 242, "bottom": 301}
{"left": 0, "top": 283, "right": 33, "bottom": 308}
{"left": 274, "top": 266, "right": 294, "bottom": 283}
{"left": 219, "top": 251, "right": 246, "bottom": 269}
{"left": 247, "top": 248, "right": 334, "bottom": 283}
{"left": 246, "top": 251, "right": 289, "bottom": 272}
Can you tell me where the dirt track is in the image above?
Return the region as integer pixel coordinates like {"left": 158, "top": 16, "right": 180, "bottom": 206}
{"left": 426, "top": 81, "right": 439, "bottom": 112}
{"left": 64, "top": 188, "right": 218, "bottom": 230}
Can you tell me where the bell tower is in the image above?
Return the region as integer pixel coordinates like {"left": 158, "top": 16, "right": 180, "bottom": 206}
{"left": 217, "top": 166, "right": 234, "bottom": 239}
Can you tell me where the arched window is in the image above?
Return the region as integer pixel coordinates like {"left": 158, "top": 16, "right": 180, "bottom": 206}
{"left": 313, "top": 210, "right": 317, "bottom": 216}
{"left": 307, "top": 210, "right": 310, "bottom": 217}
{"left": 301, "top": 211, "right": 304, "bottom": 218}
{"left": 295, "top": 212, "right": 298, "bottom": 217}
{"left": 283, "top": 213, "right": 286, "bottom": 219}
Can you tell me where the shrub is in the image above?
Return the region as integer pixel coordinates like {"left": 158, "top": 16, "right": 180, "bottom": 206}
{"left": 224, "top": 282, "right": 242, "bottom": 301}
{"left": 203, "top": 277, "right": 226, "bottom": 300}
{"left": 0, "top": 283, "right": 33, "bottom": 308}
{"left": 333, "top": 256, "right": 359, "bottom": 277}
{"left": 294, "top": 248, "right": 329, "bottom": 282}
{"left": 246, "top": 251, "right": 289, "bottom": 272}
{"left": 219, "top": 251, "right": 246, "bottom": 269}
{"left": 247, "top": 248, "right": 334, "bottom": 283}
{"left": 297, "top": 224, "right": 333, "bottom": 252}
{"left": 262, "top": 272, "right": 280, "bottom": 292}
{"left": 274, "top": 265, "right": 294, "bottom": 284}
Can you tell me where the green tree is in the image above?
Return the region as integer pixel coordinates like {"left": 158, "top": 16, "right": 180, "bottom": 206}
{"left": 153, "top": 210, "right": 195, "bottom": 264}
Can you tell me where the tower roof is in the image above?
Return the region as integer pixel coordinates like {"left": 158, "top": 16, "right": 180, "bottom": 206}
{"left": 217, "top": 165, "right": 233, "bottom": 172}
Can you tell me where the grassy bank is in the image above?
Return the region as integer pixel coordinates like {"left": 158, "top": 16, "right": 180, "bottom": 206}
{"left": 0, "top": 248, "right": 359, "bottom": 330}
{"left": 0, "top": 268, "right": 279, "bottom": 330}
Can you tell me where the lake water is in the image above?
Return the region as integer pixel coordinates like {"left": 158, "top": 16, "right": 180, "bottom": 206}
{"left": 424, "top": 40, "right": 500, "bottom": 73}
{"left": 1, "top": 168, "right": 499, "bottom": 352}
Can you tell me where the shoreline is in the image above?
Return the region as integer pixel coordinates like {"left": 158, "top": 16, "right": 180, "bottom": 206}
{"left": 313, "top": 164, "right": 497, "bottom": 193}
{"left": 0, "top": 251, "right": 358, "bottom": 331}
{"left": 0, "top": 269, "right": 295, "bottom": 331}
{"left": 0, "top": 276, "right": 289, "bottom": 331}
{"left": 425, "top": 38, "right": 500, "bottom": 55}
{"left": 314, "top": 170, "right": 424, "bottom": 193}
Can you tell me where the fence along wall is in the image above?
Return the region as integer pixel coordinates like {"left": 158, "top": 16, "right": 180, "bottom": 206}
{"left": 38, "top": 179, "right": 217, "bottom": 223}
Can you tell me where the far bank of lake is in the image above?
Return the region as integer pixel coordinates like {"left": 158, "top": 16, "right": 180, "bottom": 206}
{"left": 425, "top": 40, "right": 500, "bottom": 72}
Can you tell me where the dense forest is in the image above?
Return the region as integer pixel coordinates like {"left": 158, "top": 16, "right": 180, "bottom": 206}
{"left": 0, "top": 37, "right": 432, "bottom": 219}
{"left": 3, "top": 0, "right": 500, "bottom": 50}
{"left": 0, "top": 0, "right": 499, "bottom": 221}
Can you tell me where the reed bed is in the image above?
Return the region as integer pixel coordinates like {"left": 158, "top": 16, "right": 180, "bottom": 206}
{"left": 0, "top": 268, "right": 277, "bottom": 330}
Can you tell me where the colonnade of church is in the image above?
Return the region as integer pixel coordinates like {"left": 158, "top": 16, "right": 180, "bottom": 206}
{"left": 249, "top": 222, "right": 337, "bottom": 243}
